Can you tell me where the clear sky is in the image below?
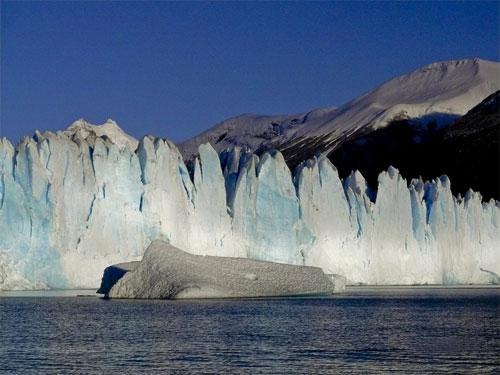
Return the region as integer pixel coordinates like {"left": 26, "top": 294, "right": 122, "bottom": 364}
{"left": 1, "top": 1, "right": 498, "bottom": 143}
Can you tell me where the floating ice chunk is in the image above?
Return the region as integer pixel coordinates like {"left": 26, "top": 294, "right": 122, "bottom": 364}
{"left": 101, "top": 241, "right": 341, "bottom": 299}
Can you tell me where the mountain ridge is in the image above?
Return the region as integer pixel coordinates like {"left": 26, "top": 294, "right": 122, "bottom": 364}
{"left": 179, "top": 58, "right": 500, "bottom": 160}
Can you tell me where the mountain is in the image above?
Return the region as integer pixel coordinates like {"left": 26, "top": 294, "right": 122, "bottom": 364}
{"left": 179, "top": 58, "right": 500, "bottom": 198}
{"left": 327, "top": 90, "right": 500, "bottom": 201}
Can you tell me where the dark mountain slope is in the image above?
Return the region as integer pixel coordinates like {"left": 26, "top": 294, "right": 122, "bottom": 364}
{"left": 326, "top": 91, "right": 499, "bottom": 200}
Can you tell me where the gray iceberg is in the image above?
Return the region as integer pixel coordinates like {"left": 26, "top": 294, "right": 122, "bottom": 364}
{"left": 98, "top": 241, "right": 344, "bottom": 299}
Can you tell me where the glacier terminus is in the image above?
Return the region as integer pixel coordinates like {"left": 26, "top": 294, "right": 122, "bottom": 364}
{"left": 0, "top": 119, "right": 498, "bottom": 290}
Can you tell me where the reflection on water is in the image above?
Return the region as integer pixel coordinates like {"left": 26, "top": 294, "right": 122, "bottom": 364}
{"left": 1, "top": 287, "right": 498, "bottom": 374}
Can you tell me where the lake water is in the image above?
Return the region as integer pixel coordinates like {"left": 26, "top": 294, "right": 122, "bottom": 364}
{"left": 1, "top": 287, "right": 498, "bottom": 374}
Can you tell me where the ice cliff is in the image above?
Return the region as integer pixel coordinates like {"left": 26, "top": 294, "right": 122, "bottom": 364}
{"left": 1, "top": 120, "right": 499, "bottom": 289}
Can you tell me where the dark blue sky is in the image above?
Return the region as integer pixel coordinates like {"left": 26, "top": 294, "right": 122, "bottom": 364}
{"left": 1, "top": 1, "right": 498, "bottom": 143}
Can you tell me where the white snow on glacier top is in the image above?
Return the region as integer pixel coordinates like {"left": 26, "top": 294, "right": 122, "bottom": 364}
{"left": 64, "top": 118, "right": 139, "bottom": 150}
{"left": 178, "top": 58, "right": 500, "bottom": 159}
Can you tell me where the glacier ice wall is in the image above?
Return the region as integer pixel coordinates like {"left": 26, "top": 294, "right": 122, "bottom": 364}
{"left": 1, "top": 125, "right": 499, "bottom": 289}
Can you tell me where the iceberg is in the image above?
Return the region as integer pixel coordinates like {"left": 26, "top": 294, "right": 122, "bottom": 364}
{"left": 98, "top": 241, "right": 341, "bottom": 299}
{"left": 0, "top": 120, "right": 499, "bottom": 289}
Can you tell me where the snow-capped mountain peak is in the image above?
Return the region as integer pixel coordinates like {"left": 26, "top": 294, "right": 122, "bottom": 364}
{"left": 179, "top": 58, "right": 500, "bottom": 161}
{"left": 339, "top": 58, "right": 499, "bottom": 131}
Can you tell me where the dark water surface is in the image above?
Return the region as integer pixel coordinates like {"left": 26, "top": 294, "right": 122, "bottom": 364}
{"left": 1, "top": 287, "right": 499, "bottom": 374}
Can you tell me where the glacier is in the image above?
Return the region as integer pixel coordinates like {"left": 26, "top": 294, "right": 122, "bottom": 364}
{"left": 0, "top": 120, "right": 499, "bottom": 289}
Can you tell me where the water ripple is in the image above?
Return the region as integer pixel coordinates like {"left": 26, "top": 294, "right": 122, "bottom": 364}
{"left": 0, "top": 287, "right": 498, "bottom": 374}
